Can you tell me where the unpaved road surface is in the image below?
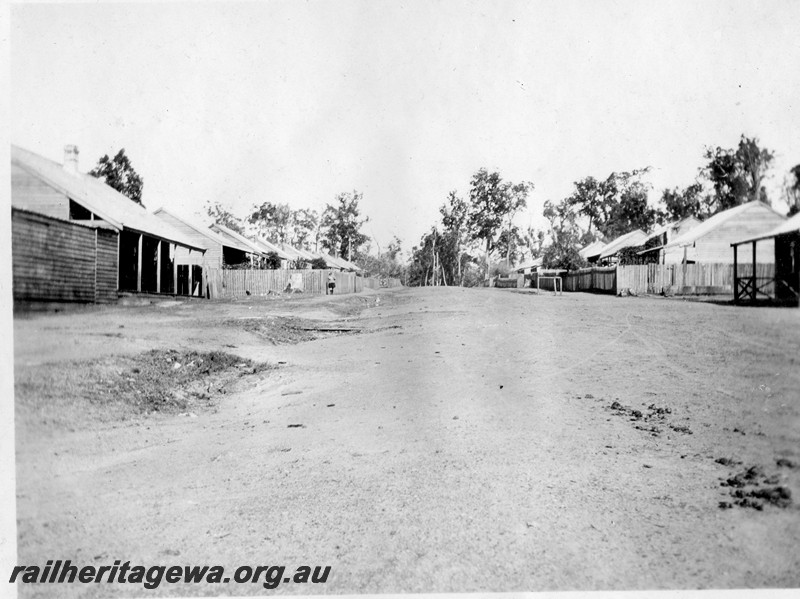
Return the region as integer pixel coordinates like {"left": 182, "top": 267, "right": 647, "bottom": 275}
{"left": 13, "top": 287, "right": 800, "bottom": 596}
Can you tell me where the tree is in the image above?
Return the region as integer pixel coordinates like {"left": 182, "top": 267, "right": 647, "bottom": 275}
{"left": 783, "top": 164, "right": 800, "bottom": 216}
{"left": 248, "top": 202, "right": 293, "bottom": 243}
{"left": 320, "top": 191, "right": 369, "bottom": 260}
{"left": 604, "top": 179, "right": 663, "bottom": 238}
{"left": 566, "top": 168, "right": 653, "bottom": 238}
{"left": 291, "top": 208, "right": 319, "bottom": 249}
{"left": 522, "top": 225, "right": 546, "bottom": 261}
{"left": 736, "top": 136, "right": 774, "bottom": 204}
{"left": 88, "top": 149, "right": 144, "bottom": 205}
{"left": 565, "top": 176, "right": 606, "bottom": 234}
{"left": 310, "top": 257, "right": 328, "bottom": 269}
{"left": 701, "top": 135, "right": 774, "bottom": 213}
{"left": 495, "top": 226, "right": 524, "bottom": 266}
{"left": 264, "top": 251, "right": 282, "bottom": 269}
{"left": 466, "top": 169, "right": 532, "bottom": 281}
{"left": 355, "top": 237, "right": 405, "bottom": 279}
{"left": 541, "top": 199, "right": 586, "bottom": 271}
{"left": 661, "top": 182, "right": 708, "bottom": 221}
{"left": 386, "top": 236, "right": 402, "bottom": 261}
{"left": 206, "top": 201, "right": 245, "bottom": 234}
{"left": 439, "top": 191, "right": 472, "bottom": 286}
{"left": 501, "top": 181, "right": 533, "bottom": 266}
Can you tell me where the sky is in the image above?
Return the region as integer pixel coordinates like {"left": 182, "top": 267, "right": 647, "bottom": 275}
{"left": 8, "top": 0, "right": 800, "bottom": 255}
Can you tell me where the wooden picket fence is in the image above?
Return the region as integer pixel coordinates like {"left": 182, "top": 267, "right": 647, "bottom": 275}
{"left": 206, "top": 268, "right": 401, "bottom": 299}
{"left": 616, "top": 263, "right": 774, "bottom": 296}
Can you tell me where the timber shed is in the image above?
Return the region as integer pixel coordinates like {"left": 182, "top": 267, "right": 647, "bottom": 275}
{"left": 664, "top": 201, "right": 785, "bottom": 264}
{"left": 11, "top": 144, "right": 206, "bottom": 300}
{"left": 731, "top": 212, "right": 800, "bottom": 305}
{"left": 12, "top": 207, "right": 118, "bottom": 304}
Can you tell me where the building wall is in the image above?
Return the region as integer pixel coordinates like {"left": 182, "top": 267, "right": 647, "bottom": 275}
{"left": 664, "top": 205, "right": 784, "bottom": 264}
{"left": 11, "top": 163, "right": 70, "bottom": 218}
{"left": 95, "top": 228, "right": 119, "bottom": 302}
{"left": 12, "top": 208, "right": 118, "bottom": 304}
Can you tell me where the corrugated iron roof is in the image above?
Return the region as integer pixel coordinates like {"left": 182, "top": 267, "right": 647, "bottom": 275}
{"left": 579, "top": 240, "right": 607, "bottom": 259}
{"left": 598, "top": 230, "right": 648, "bottom": 259}
{"left": 152, "top": 208, "right": 255, "bottom": 254}
{"left": 732, "top": 211, "right": 800, "bottom": 246}
{"left": 209, "top": 223, "right": 267, "bottom": 255}
{"left": 667, "top": 201, "right": 785, "bottom": 248}
{"left": 12, "top": 144, "right": 205, "bottom": 251}
{"left": 251, "top": 236, "right": 294, "bottom": 261}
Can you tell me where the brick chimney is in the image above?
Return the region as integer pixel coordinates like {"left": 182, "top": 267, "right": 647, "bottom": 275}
{"left": 63, "top": 145, "right": 79, "bottom": 174}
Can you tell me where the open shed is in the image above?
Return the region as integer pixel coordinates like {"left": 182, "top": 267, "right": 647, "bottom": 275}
{"left": 731, "top": 212, "right": 800, "bottom": 305}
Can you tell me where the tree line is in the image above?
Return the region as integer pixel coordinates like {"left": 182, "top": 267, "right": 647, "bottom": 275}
{"left": 408, "top": 134, "right": 800, "bottom": 283}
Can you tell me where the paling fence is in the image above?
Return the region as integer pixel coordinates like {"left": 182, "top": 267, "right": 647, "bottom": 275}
{"left": 561, "top": 267, "right": 617, "bottom": 293}
{"left": 362, "top": 277, "right": 403, "bottom": 290}
{"left": 616, "top": 263, "right": 774, "bottom": 296}
{"left": 206, "top": 268, "right": 401, "bottom": 299}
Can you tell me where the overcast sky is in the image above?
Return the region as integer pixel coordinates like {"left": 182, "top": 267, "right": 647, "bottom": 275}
{"left": 9, "top": 1, "right": 800, "bottom": 253}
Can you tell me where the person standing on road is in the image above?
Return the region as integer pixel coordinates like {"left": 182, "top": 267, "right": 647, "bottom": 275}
{"left": 327, "top": 271, "right": 336, "bottom": 295}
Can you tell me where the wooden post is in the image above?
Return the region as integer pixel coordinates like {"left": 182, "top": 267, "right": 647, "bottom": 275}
{"left": 136, "top": 233, "right": 143, "bottom": 292}
{"left": 188, "top": 251, "right": 193, "bottom": 296}
{"left": 733, "top": 243, "right": 739, "bottom": 304}
{"left": 173, "top": 244, "right": 178, "bottom": 296}
{"left": 116, "top": 233, "right": 120, "bottom": 292}
{"left": 751, "top": 241, "right": 757, "bottom": 302}
{"left": 682, "top": 246, "right": 687, "bottom": 291}
{"left": 156, "top": 240, "right": 162, "bottom": 293}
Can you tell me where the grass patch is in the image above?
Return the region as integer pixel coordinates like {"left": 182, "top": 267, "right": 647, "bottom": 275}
{"left": 223, "top": 316, "right": 360, "bottom": 344}
{"left": 16, "top": 349, "right": 272, "bottom": 428}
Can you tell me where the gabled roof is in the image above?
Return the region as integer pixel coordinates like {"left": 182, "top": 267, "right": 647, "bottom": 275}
{"left": 667, "top": 201, "right": 784, "bottom": 248}
{"left": 320, "top": 253, "right": 351, "bottom": 269}
{"left": 642, "top": 216, "right": 701, "bottom": 244}
{"left": 579, "top": 240, "right": 606, "bottom": 259}
{"left": 209, "top": 223, "right": 266, "bottom": 255}
{"left": 250, "top": 236, "right": 293, "bottom": 261}
{"left": 515, "top": 257, "right": 543, "bottom": 272}
{"left": 11, "top": 144, "right": 205, "bottom": 250}
{"left": 732, "top": 211, "right": 800, "bottom": 246}
{"left": 152, "top": 208, "right": 254, "bottom": 253}
{"left": 598, "top": 229, "right": 648, "bottom": 259}
{"left": 277, "top": 244, "right": 306, "bottom": 261}
{"left": 293, "top": 247, "right": 318, "bottom": 261}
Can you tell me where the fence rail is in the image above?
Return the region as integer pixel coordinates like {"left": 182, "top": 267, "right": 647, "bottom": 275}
{"left": 206, "top": 268, "right": 401, "bottom": 299}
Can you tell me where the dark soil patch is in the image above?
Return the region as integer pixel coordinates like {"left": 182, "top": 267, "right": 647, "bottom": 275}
{"left": 15, "top": 349, "right": 272, "bottom": 427}
{"left": 718, "top": 464, "right": 793, "bottom": 510}
{"left": 223, "top": 316, "right": 361, "bottom": 344}
{"left": 608, "top": 401, "right": 677, "bottom": 436}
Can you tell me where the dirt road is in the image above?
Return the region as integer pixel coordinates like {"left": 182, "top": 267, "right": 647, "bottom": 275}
{"left": 13, "top": 287, "right": 800, "bottom": 595}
